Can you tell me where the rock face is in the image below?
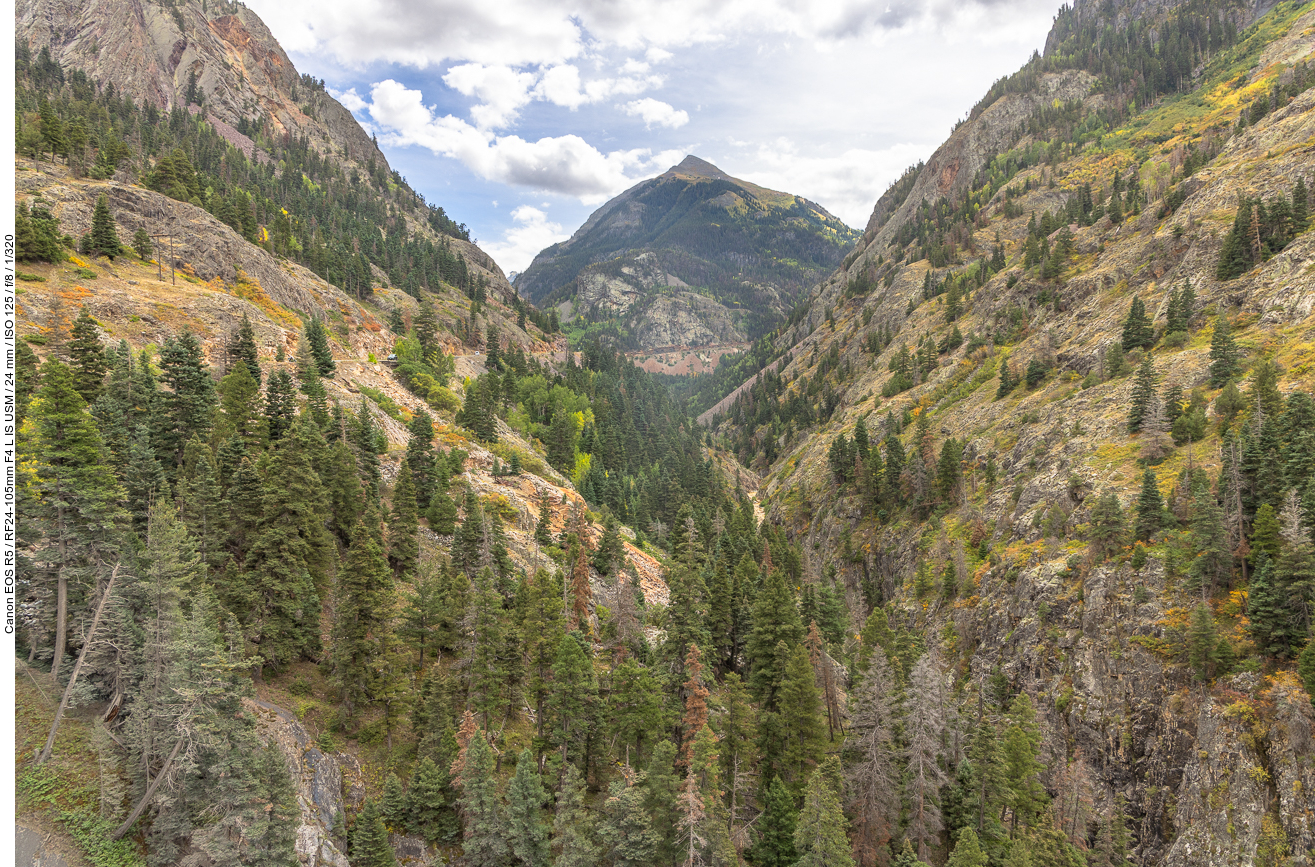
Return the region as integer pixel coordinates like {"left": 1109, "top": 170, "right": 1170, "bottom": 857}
{"left": 16, "top": 0, "right": 377, "bottom": 163}
{"left": 518, "top": 155, "right": 859, "bottom": 353}
{"left": 247, "top": 699, "right": 357, "bottom": 867}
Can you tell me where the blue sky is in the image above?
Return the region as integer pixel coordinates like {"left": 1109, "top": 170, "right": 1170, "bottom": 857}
{"left": 245, "top": 0, "right": 1064, "bottom": 274}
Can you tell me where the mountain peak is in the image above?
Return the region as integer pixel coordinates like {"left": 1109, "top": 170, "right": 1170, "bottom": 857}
{"left": 668, "top": 155, "right": 730, "bottom": 179}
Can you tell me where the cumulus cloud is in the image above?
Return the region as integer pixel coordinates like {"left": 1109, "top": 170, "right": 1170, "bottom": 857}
{"left": 249, "top": 0, "right": 1047, "bottom": 70}
{"left": 484, "top": 205, "right": 572, "bottom": 274}
{"left": 442, "top": 63, "right": 537, "bottom": 129}
{"left": 622, "top": 98, "right": 690, "bottom": 129}
{"left": 365, "top": 80, "right": 676, "bottom": 200}
{"left": 737, "top": 140, "right": 933, "bottom": 227}
{"left": 534, "top": 65, "right": 665, "bottom": 110}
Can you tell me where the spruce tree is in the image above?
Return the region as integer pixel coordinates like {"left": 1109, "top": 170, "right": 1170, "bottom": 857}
{"left": 1088, "top": 490, "right": 1126, "bottom": 559}
{"left": 67, "top": 307, "right": 108, "bottom": 404}
{"left": 458, "top": 734, "right": 508, "bottom": 867}
{"left": 598, "top": 776, "right": 659, "bottom": 867}
{"left": 1208, "top": 315, "right": 1241, "bottom": 386}
{"left": 389, "top": 459, "right": 420, "bottom": 578}
{"left": 381, "top": 773, "right": 408, "bottom": 832}
{"left": 263, "top": 370, "right": 297, "bottom": 442}
{"left": 1187, "top": 603, "right": 1220, "bottom": 681}
{"left": 746, "top": 566, "right": 804, "bottom": 705}
{"left": 158, "top": 331, "right": 216, "bottom": 471}
{"left": 593, "top": 517, "right": 623, "bottom": 575}
{"left": 794, "top": 756, "right": 854, "bottom": 867}
{"left": 506, "top": 750, "right": 549, "bottom": 867}
{"left": 1128, "top": 354, "right": 1158, "bottom": 433}
{"left": 1002, "top": 693, "right": 1046, "bottom": 830}
{"left": 85, "top": 193, "right": 122, "bottom": 259}
{"left": 1121, "top": 296, "right": 1154, "bottom": 351}
{"left": 132, "top": 227, "right": 153, "bottom": 260}
{"left": 406, "top": 409, "right": 435, "bottom": 509}
{"left": 1134, "top": 468, "right": 1166, "bottom": 542}
{"left": 750, "top": 777, "right": 799, "bottom": 867}
{"left": 351, "top": 799, "right": 396, "bottom": 867}
{"left": 553, "top": 764, "right": 600, "bottom": 867}
{"left": 774, "top": 642, "right": 827, "bottom": 791}
{"left": 18, "top": 361, "right": 127, "bottom": 681}
{"left": 407, "top": 757, "right": 459, "bottom": 844}
{"left": 227, "top": 313, "right": 262, "bottom": 387}
{"left": 548, "top": 631, "right": 598, "bottom": 771}
{"left": 947, "top": 828, "right": 990, "bottom": 867}
{"left": 305, "top": 317, "right": 336, "bottom": 377}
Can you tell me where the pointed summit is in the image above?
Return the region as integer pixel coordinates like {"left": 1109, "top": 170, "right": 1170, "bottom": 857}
{"left": 668, "top": 155, "right": 730, "bottom": 180}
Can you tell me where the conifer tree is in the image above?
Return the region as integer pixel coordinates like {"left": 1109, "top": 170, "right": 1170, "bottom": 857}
{"left": 458, "top": 734, "right": 508, "bottom": 867}
{"left": 406, "top": 409, "right": 435, "bottom": 509}
{"left": 905, "top": 654, "right": 949, "bottom": 862}
{"left": 548, "top": 631, "right": 598, "bottom": 771}
{"left": 1187, "top": 603, "right": 1220, "bottom": 680}
{"left": 1247, "top": 552, "right": 1295, "bottom": 656}
{"left": 679, "top": 644, "right": 711, "bottom": 769}
{"left": 774, "top": 642, "right": 827, "bottom": 791}
{"left": 158, "top": 331, "right": 216, "bottom": 471}
{"left": 389, "top": 459, "right": 420, "bottom": 577}
{"left": 240, "top": 419, "right": 332, "bottom": 671}
{"left": 534, "top": 492, "right": 555, "bottom": 546}
{"left": 227, "top": 313, "right": 262, "bottom": 387}
{"left": 296, "top": 342, "right": 332, "bottom": 428}
{"left": 794, "top": 756, "right": 855, "bottom": 867}
{"left": 19, "top": 361, "right": 127, "bottom": 682}
{"left": 1002, "top": 693, "right": 1047, "bottom": 830}
{"left": 132, "top": 227, "right": 153, "bottom": 260}
{"left": 381, "top": 773, "right": 408, "bottom": 832}
{"left": 598, "top": 775, "right": 659, "bottom": 867}
{"left": 263, "top": 370, "right": 297, "bottom": 442}
{"left": 1088, "top": 490, "right": 1126, "bottom": 559}
{"left": 351, "top": 799, "right": 397, "bottom": 867}
{"left": 553, "top": 763, "right": 599, "bottom": 867}
{"left": 1134, "top": 468, "right": 1166, "bottom": 542}
{"left": 1121, "top": 297, "right": 1153, "bottom": 351}
{"left": 85, "top": 193, "right": 123, "bottom": 259}
{"left": 506, "top": 749, "right": 550, "bottom": 867}
{"left": 746, "top": 566, "right": 804, "bottom": 704}
{"left": 215, "top": 359, "right": 267, "bottom": 451}
{"left": 750, "top": 776, "right": 799, "bottom": 867}
{"left": 68, "top": 307, "right": 108, "bottom": 404}
{"left": 1128, "top": 354, "right": 1158, "bottom": 433}
{"left": 1209, "top": 315, "right": 1241, "bottom": 387}
{"left": 305, "top": 317, "right": 336, "bottom": 377}
{"left": 593, "top": 516, "right": 623, "bottom": 575}
{"left": 947, "top": 828, "right": 990, "bottom": 867}
{"left": 848, "top": 651, "right": 900, "bottom": 866}
{"left": 408, "top": 757, "right": 459, "bottom": 844}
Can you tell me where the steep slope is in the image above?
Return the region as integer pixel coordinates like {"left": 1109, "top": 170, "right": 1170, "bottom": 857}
{"left": 517, "top": 155, "right": 860, "bottom": 353}
{"left": 710, "top": 0, "right": 1315, "bottom": 863}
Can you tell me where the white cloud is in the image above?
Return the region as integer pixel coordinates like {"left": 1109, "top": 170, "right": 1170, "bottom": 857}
{"left": 537, "top": 65, "right": 589, "bottom": 109}
{"left": 248, "top": 0, "right": 1050, "bottom": 70}
{"left": 366, "top": 80, "right": 676, "bottom": 200}
{"left": 737, "top": 140, "right": 933, "bottom": 228}
{"left": 328, "top": 86, "right": 369, "bottom": 113}
{"left": 442, "top": 63, "right": 537, "bottom": 129}
{"left": 622, "top": 98, "right": 690, "bottom": 129}
{"left": 484, "top": 205, "right": 572, "bottom": 274}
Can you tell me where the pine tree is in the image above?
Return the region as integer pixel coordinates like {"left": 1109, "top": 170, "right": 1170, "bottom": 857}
{"left": 1208, "top": 315, "right": 1241, "bottom": 387}
{"left": 794, "top": 756, "right": 855, "bottom": 867}
{"left": 305, "top": 317, "right": 336, "bottom": 377}
{"left": 1121, "top": 297, "right": 1153, "bottom": 351}
{"left": 947, "top": 828, "right": 990, "bottom": 867}
{"left": 85, "top": 194, "right": 123, "bottom": 259}
{"left": 458, "top": 733, "right": 509, "bottom": 867}
{"left": 1134, "top": 468, "right": 1166, "bottom": 542}
{"left": 407, "top": 757, "right": 459, "bottom": 844}
{"left": 67, "top": 307, "right": 108, "bottom": 404}
{"left": 750, "top": 776, "right": 799, "bottom": 867}
{"left": 506, "top": 749, "right": 549, "bottom": 867}
{"left": 1088, "top": 490, "right": 1126, "bottom": 559}
{"left": 381, "top": 773, "right": 408, "bottom": 832}
{"left": 598, "top": 775, "right": 660, "bottom": 867}
{"left": 553, "top": 763, "right": 600, "bottom": 867}
{"left": 351, "top": 799, "right": 397, "bottom": 867}
{"left": 389, "top": 459, "right": 420, "bottom": 578}
{"left": 1128, "top": 354, "right": 1158, "bottom": 433}
{"left": 263, "top": 370, "right": 297, "bottom": 442}
{"left": 18, "top": 361, "right": 127, "bottom": 682}
{"left": 227, "top": 313, "right": 262, "bottom": 387}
